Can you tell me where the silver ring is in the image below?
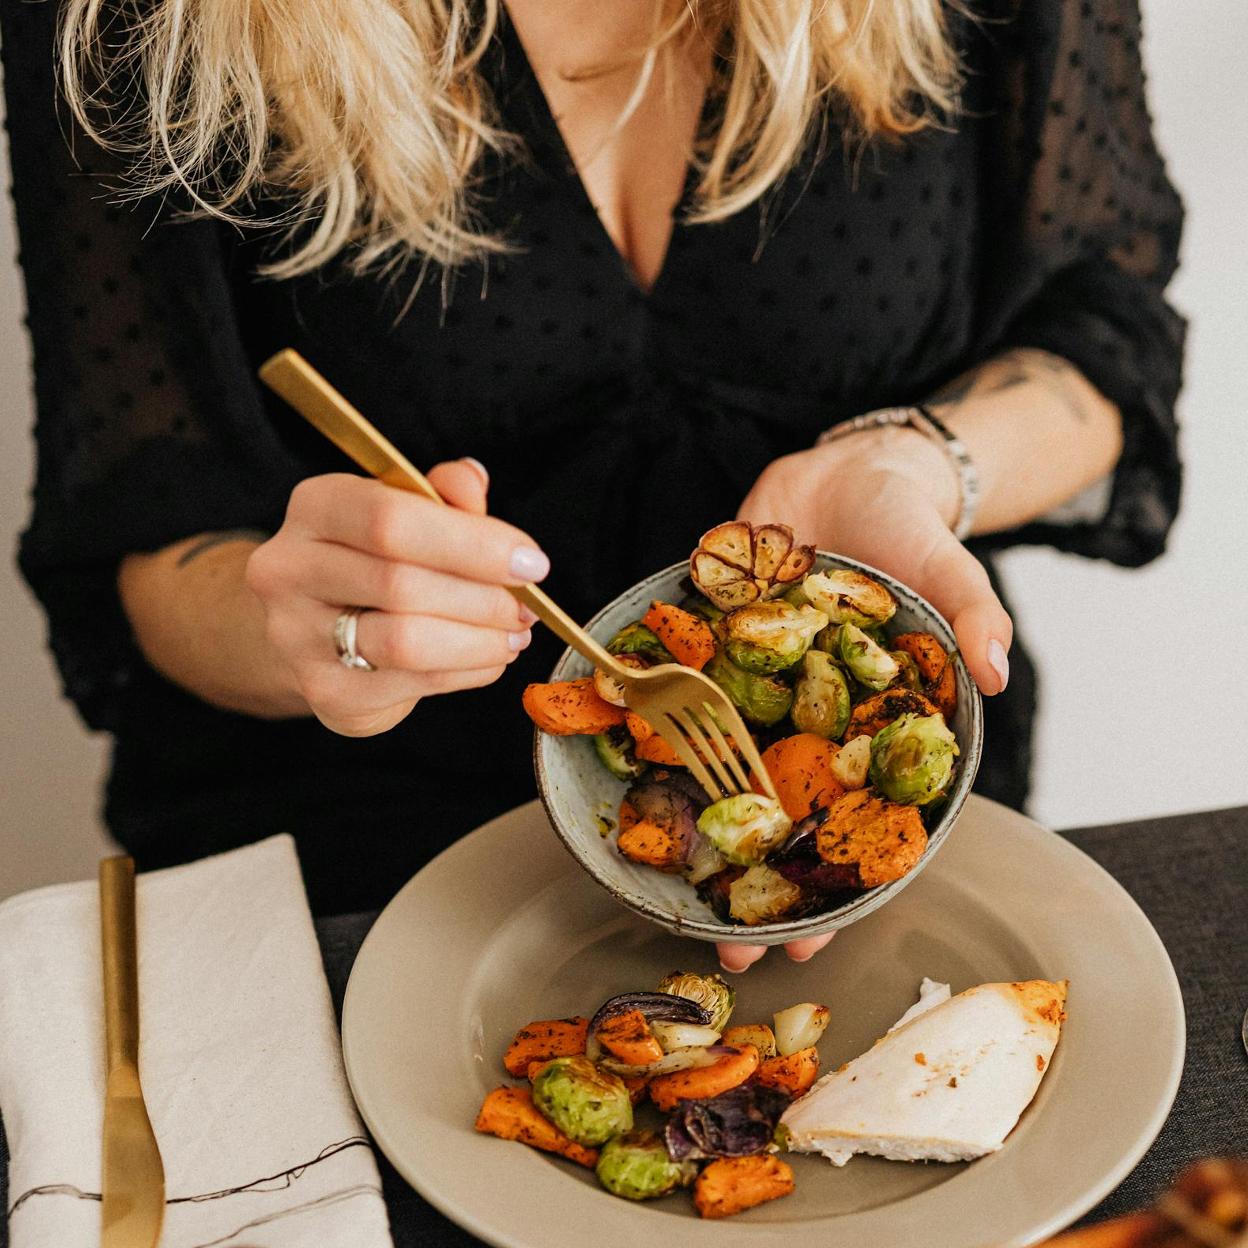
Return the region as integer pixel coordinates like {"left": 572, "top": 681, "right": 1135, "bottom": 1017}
{"left": 333, "top": 606, "right": 377, "bottom": 672}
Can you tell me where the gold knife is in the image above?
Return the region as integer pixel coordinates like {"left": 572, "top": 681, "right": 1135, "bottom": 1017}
{"left": 100, "top": 856, "right": 166, "bottom": 1248}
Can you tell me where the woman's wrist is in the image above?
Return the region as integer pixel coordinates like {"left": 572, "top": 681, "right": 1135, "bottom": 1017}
{"left": 811, "top": 424, "right": 962, "bottom": 532}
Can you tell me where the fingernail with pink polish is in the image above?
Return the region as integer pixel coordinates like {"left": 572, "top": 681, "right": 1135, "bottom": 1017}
{"left": 518, "top": 606, "right": 538, "bottom": 627}
{"left": 987, "top": 638, "right": 1010, "bottom": 692}
{"left": 508, "top": 630, "right": 532, "bottom": 652}
{"left": 510, "top": 547, "right": 550, "bottom": 582}
{"left": 461, "top": 457, "right": 489, "bottom": 488}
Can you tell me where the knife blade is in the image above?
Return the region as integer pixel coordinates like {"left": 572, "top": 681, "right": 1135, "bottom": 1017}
{"left": 100, "top": 856, "right": 165, "bottom": 1248}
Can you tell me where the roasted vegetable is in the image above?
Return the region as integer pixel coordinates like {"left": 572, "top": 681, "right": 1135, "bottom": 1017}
{"left": 728, "top": 863, "right": 803, "bottom": 925}
{"left": 803, "top": 568, "right": 896, "bottom": 627}
{"left": 531, "top": 1055, "right": 634, "bottom": 1146}
{"left": 770, "top": 809, "right": 864, "bottom": 895}
{"left": 650, "top": 1020, "right": 723, "bottom": 1052}
{"left": 522, "top": 678, "right": 627, "bottom": 735}
{"left": 641, "top": 601, "right": 717, "bottom": 670}
{"left": 892, "top": 631, "right": 958, "bottom": 720}
{"left": 649, "top": 1043, "right": 761, "bottom": 1111}
{"left": 772, "top": 1002, "right": 831, "bottom": 1055}
{"left": 869, "top": 712, "right": 959, "bottom": 806}
{"left": 890, "top": 648, "right": 924, "bottom": 692}
{"left": 704, "top": 652, "right": 794, "bottom": 727}
{"left": 838, "top": 623, "right": 901, "bottom": 691}
{"left": 755, "top": 1046, "right": 821, "bottom": 1097}
{"left": 848, "top": 687, "right": 943, "bottom": 739}
{"left": 593, "top": 725, "right": 649, "bottom": 782}
{"left": 665, "top": 1084, "right": 791, "bottom": 1160}
{"left": 595, "top": 1130, "right": 698, "bottom": 1201}
{"left": 790, "top": 650, "right": 852, "bottom": 740}
{"left": 593, "top": 653, "right": 646, "bottom": 707}
{"left": 816, "top": 788, "right": 928, "bottom": 887}
{"left": 679, "top": 592, "right": 727, "bottom": 628}
{"left": 600, "top": 1045, "right": 727, "bottom": 1079}
{"left": 721, "top": 1023, "right": 777, "bottom": 1058}
{"left": 589, "top": 990, "right": 712, "bottom": 1051}
{"left": 475, "top": 1086, "right": 600, "bottom": 1168}
{"left": 722, "top": 601, "right": 826, "bottom": 675}
{"left": 755, "top": 733, "right": 845, "bottom": 822}
{"left": 606, "top": 621, "right": 674, "bottom": 665}
{"left": 657, "top": 971, "right": 736, "bottom": 1031}
{"left": 830, "top": 734, "right": 872, "bottom": 789}
{"left": 697, "top": 794, "right": 792, "bottom": 866}
{"left": 616, "top": 772, "right": 705, "bottom": 869}
{"left": 595, "top": 1009, "right": 666, "bottom": 1066}
{"left": 616, "top": 819, "right": 686, "bottom": 869}
{"left": 693, "top": 1154, "right": 795, "bottom": 1219}
{"left": 502, "top": 1017, "right": 590, "bottom": 1077}
{"left": 690, "top": 521, "right": 815, "bottom": 611}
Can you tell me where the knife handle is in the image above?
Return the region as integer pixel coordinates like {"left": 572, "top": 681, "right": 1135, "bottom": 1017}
{"left": 99, "top": 856, "right": 140, "bottom": 1073}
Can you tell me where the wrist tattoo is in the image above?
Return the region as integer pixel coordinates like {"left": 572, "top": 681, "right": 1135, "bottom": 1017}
{"left": 176, "top": 529, "right": 270, "bottom": 567}
{"left": 927, "top": 349, "right": 1090, "bottom": 425}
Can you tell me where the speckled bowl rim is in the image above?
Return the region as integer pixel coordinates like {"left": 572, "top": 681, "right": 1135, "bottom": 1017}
{"left": 533, "top": 551, "right": 983, "bottom": 944}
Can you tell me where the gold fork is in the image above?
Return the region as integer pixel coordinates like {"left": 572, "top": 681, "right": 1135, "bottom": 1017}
{"left": 258, "top": 349, "right": 777, "bottom": 805}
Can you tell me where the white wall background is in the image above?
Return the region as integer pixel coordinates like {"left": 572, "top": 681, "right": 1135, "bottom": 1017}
{"left": 2, "top": 0, "right": 1245, "bottom": 899}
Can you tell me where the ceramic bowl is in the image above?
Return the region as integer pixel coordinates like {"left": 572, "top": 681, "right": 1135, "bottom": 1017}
{"left": 533, "top": 553, "right": 983, "bottom": 944}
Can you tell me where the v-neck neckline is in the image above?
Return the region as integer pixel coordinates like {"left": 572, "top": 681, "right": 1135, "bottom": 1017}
{"left": 498, "top": 9, "right": 705, "bottom": 301}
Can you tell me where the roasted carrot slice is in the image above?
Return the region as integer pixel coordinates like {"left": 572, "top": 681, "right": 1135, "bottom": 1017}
{"left": 522, "top": 679, "right": 627, "bottom": 735}
{"left": 694, "top": 1154, "right": 795, "bottom": 1218}
{"left": 502, "top": 1017, "right": 589, "bottom": 1077}
{"left": 474, "top": 1086, "right": 599, "bottom": 1168}
{"left": 641, "top": 602, "right": 717, "bottom": 670}
{"left": 892, "top": 632, "right": 957, "bottom": 720}
{"left": 649, "top": 1044, "right": 760, "bottom": 1111}
{"left": 752, "top": 733, "right": 844, "bottom": 821}
{"left": 624, "top": 710, "right": 655, "bottom": 744}
{"left": 754, "top": 1046, "right": 820, "bottom": 1097}
{"left": 847, "top": 687, "right": 941, "bottom": 739}
{"left": 596, "top": 1009, "right": 665, "bottom": 1065}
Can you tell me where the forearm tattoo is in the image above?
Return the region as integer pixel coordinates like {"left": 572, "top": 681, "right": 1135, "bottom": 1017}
{"left": 176, "top": 529, "right": 271, "bottom": 567}
{"left": 926, "top": 349, "right": 1091, "bottom": 425}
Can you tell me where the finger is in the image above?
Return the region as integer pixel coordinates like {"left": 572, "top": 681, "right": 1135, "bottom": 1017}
{"left": 784, "top": 934, "right": 835, "bottom": 962}
{"left": 428, "top": 458, "right": 489, "bottom": 516}
{"left": 355, "top": 610, "right": 530, "bottom": 674}
{"left": 289, "top": 475, "right": 550, "bottom": 585}
{"left": 717, "top": 944, "right": 767, "bottom": 973}
{"left": 291, "top": 543, "right": 531, "bottom": 630}
{"left": 917, "top": 533, "right": 1014, "bottom": 696}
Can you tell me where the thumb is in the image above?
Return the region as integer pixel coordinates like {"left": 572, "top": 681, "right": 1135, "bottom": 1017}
{"left": 427, "top": 457, "right": 490, "bottom": 516}
{"left": 916, "top": 531, "right": 1013, "bottom": 696}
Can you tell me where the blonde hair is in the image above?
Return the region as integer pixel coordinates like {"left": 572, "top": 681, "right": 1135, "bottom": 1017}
{"left": 61, "top": 0, "right": 962, "bottom": 279}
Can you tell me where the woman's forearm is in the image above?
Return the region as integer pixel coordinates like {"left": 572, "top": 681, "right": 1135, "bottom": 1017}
{"left": 118, "top": 534, "right": 309, "bottom": 718}
{"left": 925, "top": 348, "right": 1124, "bottom": 536}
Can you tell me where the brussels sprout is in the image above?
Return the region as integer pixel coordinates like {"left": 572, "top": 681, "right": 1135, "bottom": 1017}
{"left": 803, "top": 569, "right": 897, "bottom": 627}
{"left": 723, "top": 601, "right": 827, "bottom": 674}
{"left": 728, "top": 864, "right": 804, "bottom": 925}
{"left": 595, "top": 1129, "right": 698, "bottom": 1200}
{"left": 657, "top": 971, "right": 736, "bottom": 1032}
{"left": 839, "top": 622, "right": 901, "bottom": 691}
{"left": 781, "top": 582, "right": 810, "bottom": 608}
{"left": 593, "top": 726, "right": 649, "bottom": 782}
{"left": 531, "top": 1055, "right": 633, "bottom": 1146}
{"left": 790, "top": 651, "right": 852, "bottom": 739}
{"left": 704, "top": 652, "right": 794, "bottom": 727}
{"left": 606, "top": 621, "right": 674, "bottom": 665}
{"left": 868, "top": 712, "right": 959, "bottom": 806}
{"left": 697, "top": 794, "right": 793, "bottom": 867}
{"left": 678, "top": 593, "right": 727, "bottom": 628}
{"left": 890, "top": 649, "right": 924, "bottom": 692}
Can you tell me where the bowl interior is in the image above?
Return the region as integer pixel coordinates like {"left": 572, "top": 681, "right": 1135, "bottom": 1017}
{"left": 534, "top": 553, "right": 983, "bottom": 944}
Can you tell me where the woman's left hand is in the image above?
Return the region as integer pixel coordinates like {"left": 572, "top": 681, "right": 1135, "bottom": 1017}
{"left": 716, "top": 425, "right": 1013, "bottom": 973}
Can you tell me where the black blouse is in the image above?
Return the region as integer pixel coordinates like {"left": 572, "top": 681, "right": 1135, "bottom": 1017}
{"left": 1, "top": 0, "right": 1184, "bottom": 913}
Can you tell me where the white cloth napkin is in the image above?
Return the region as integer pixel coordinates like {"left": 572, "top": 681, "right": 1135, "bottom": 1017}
{"left": 0, "top": 835, "right": 393, "bottom": 1248}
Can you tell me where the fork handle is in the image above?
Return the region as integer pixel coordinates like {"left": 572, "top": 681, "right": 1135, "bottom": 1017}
{"left": 99, "top": 856, "right": 139, "bottom": 1076}
{"left": 258, "top": 350, "right": 626, "bottom": 676}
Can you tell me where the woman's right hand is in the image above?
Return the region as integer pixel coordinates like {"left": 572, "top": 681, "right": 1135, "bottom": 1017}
{"left": 244, "top": 459, "right": 548, "bottom": 737}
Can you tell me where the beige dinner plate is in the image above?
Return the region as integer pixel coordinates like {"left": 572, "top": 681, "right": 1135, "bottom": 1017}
{"left": 341, "top": 795, "right": 1185, "bottom": 1248}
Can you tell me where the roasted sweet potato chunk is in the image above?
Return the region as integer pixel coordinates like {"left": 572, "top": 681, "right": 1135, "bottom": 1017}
{"left": 596, "top": 1009, "right": 665, "bottom": 1066}
{"left": 522, "top": 679, "right": 627, "bottom": 735}
{"left": 502, "top": 1017, "right": 589, "bottom": 1076}
{"left": 475, "top": 1086, "right": 599, "bottom": 1168}
{"left": 816, "top": 788, "right": 927, "bottom": 887}
{"left": 649, "top": 1044, "right": 760, "bottom": 1111}
{"left": 892, "top": 632, "right": 957, "bottom": 720}
{"left": 848, "top": 687, "right": 941, "bottom": 739}
{"left": 754, "top": 1046, "right": 820, "bottom": 1096}
{"left": 694, "top": 1154, "right": 795, "bottom": 1218}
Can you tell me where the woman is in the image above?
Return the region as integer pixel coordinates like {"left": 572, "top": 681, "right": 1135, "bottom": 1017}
{"left": 2, "top": 0, "right": 1182, "bottom": 974}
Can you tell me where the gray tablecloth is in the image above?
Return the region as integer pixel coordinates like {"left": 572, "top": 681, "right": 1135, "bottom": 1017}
{"left": 3, "top": 807, "right": 1246, "bottom": 1246}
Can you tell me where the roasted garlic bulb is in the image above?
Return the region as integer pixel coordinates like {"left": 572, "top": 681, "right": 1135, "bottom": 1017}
{"left": 689, "top": 522, "right": 815, "bottom": 612}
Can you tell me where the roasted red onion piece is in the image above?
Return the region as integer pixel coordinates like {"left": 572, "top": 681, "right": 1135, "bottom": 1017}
{"left": 588, "top": 991, "right": 712, "bottom": 1042}
{"left": 664, "top": 1084, "right": 792, "bottom": 1160}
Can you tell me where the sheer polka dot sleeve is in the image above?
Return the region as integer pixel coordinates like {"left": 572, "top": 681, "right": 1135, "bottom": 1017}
{"left": 975, "top": 0, "right": 1185, "bottom": 566}
{"left": 2, "top": 0, "right": 303, "bottom": 730}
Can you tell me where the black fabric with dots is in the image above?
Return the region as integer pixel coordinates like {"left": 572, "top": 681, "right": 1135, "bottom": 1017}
{"left": 1, "top": 0, "right": 1184, "bottom": 912}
